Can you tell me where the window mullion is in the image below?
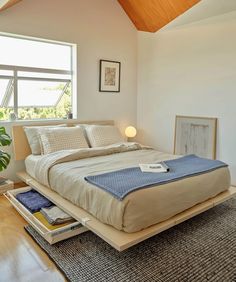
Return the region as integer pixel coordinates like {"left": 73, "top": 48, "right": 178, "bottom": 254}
{"left": 13, "top": 70, "right": 18, "bottom": 118}
{"left": 17, "top": 77, "right": 71, "bottom": 83}
{"left": 71, "top": 45, "right": 77, "bottom": 118}
{"left": 0, "top": 64, "right": 71, "bottom": 75}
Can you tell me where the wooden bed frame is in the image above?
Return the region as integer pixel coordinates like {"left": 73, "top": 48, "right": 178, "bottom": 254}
{"left": 12, "top": 120, "right": 236, "bottom": 251}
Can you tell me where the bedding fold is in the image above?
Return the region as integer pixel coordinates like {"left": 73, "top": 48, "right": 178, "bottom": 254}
{"left": 16, "top": 190, "right": 53, "bottom": 213}
{"left": 40, "top": 206, "right": 73, "bottom": 225}
{"left": 35, "top": 142, "right": 148, "bottom": 187}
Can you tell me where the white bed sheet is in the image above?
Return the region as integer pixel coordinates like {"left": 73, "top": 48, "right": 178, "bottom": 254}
{"left": 25, "top": 154, "right": 43, "bottom": 179}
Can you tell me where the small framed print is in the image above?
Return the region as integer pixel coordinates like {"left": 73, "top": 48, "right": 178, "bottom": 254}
{"left": 99, "top": 60, "right": 121, "bottom": 92}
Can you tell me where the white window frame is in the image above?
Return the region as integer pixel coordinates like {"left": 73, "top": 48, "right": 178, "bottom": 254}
{"left": 0, "top": 33, "right": 77, "bottom": 120}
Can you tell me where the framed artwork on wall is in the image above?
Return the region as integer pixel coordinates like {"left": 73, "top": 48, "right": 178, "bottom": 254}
{"left": 99, "top": 60, "right": 121, "bottom": 92}
{"left": 174, "top": 115, "right": 217, "bottom": 159}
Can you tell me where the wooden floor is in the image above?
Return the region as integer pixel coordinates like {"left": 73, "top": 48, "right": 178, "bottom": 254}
{"left": 0, "top": 195, "right": 65, "bottom": 282}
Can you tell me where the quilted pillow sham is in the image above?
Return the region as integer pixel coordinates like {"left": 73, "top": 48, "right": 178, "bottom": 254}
{"left": 85, "top": 125, "right": 124, "bottom": 147}
{"left": 24, "top": 124, "right": 66, "bottom": 155}
{"left": 39, "top": 127, "right": 89, "bottom": 154}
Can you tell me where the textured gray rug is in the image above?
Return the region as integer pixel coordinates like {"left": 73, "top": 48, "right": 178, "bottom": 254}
{"left": 25, "top": 197, "right": 236, "bottom": 282}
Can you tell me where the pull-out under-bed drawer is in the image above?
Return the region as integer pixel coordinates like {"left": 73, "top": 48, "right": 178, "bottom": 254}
{"left": 5, "top": 186, "right": 88, "bottom": 244}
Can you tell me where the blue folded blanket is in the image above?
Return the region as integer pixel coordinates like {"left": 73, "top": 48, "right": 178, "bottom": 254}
{"left": 85, "top": 154, "right": 228, "bottom": 200}
{"left": 16, "top": 190, "right": 53, "bottom": 213}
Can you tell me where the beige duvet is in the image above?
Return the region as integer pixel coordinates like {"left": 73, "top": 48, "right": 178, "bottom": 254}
{"left": 31, "top": 143, "right": 230, "bottom": 233}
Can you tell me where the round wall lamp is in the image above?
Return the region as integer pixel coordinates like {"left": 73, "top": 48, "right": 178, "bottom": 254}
{"left": 125, "top": 126, "right": 137, "bottom": 138}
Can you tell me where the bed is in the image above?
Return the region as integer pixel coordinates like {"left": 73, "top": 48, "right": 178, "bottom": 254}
{"left": 12, "top": 120, "right": 236, "bottom": 251}
{"left": 25, "top": 146, "right": 230, "bottom": 233}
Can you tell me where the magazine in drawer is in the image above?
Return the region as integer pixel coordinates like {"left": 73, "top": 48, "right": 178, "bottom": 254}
{"left": 4, "top": 186, "right": 88, "bottom": 244}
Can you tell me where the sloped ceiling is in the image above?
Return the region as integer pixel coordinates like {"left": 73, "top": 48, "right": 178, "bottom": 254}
{"left": 118, "top": 0, "right": 201, "bottom": 32}
{"left": 0, "top": 0, "right": 21, "bottom": 11}
{"left": 2, "top": 0, "right": 226, "bottom": 33}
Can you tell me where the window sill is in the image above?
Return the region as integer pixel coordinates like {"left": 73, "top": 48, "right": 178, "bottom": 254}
{"left": 0, "top": 118, "right": 78, "bottom": 126}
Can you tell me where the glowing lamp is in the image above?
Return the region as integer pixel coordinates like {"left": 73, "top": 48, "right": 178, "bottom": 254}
{"left": 125, "top": 126, "right": 137, "bottom": 138}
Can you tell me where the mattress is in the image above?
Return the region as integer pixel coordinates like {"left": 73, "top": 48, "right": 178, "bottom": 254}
{"left": 25, "top": 149, "right": 231, "bottom": 233}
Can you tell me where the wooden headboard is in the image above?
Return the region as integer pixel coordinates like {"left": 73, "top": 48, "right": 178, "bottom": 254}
{"left": 12, "top": 120, "right": 114, "bottom": 161}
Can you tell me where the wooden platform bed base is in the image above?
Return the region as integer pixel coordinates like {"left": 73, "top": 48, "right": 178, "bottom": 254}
{"left": 17, "top": 171, "right": 236, "bottom": 252}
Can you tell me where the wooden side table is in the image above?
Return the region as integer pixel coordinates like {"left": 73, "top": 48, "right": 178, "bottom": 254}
{"left": 0, "top": 180, "right": 14, "bottom": 195}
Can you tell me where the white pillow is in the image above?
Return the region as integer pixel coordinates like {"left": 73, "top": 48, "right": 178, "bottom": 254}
{"left": 85, "top": 125, "right": 124, "bottom": 147}
{"left": 24, "top": 124, "right": 66, "bottom": 155}
{"left": 74, "top": 124, "right": 92, "bottom": 147}
{"left": 39, "top": 127, "right": 89, "bottom": 154}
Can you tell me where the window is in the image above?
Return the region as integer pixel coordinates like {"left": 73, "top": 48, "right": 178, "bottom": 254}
{"left": 0, "top": 34, "right": 76, "bottom": 121}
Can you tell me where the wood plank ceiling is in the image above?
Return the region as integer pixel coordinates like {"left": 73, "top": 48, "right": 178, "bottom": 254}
{"left": 118, "top": 0, "right": 201, "bottom": 32}
{"left": 0, "top": 0, "right": 22, "bottom": 11}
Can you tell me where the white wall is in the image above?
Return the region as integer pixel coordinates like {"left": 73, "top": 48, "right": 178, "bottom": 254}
{"left": 0, "top": 0, "right": 137, "bottom": 181}
{"left": 137, "top": 11, "right": 236, "bottom": 184}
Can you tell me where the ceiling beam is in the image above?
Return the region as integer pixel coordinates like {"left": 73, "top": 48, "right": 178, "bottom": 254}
{"left": 0, "top": 0, "right": 22, "bottom": 12}
{"left": 118, "top": 0, "right": 201, "bottom": 32}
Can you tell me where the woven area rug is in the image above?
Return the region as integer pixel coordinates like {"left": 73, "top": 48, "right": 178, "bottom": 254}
{"left": 25, "top": 197, "right": 236, "bottom": 282}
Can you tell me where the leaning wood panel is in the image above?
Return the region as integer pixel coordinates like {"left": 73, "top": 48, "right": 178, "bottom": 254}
{"left": 12, "top": 120, "right": 114, "bottom": 161}
{"left": 118, "top": 0, "right": 200, "bottom": 32}
{"left": 17, "top": 171, "right": 236, "bottom": 251}
{"left": 0, "top": 0, "right": 22, "bottom": 11}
